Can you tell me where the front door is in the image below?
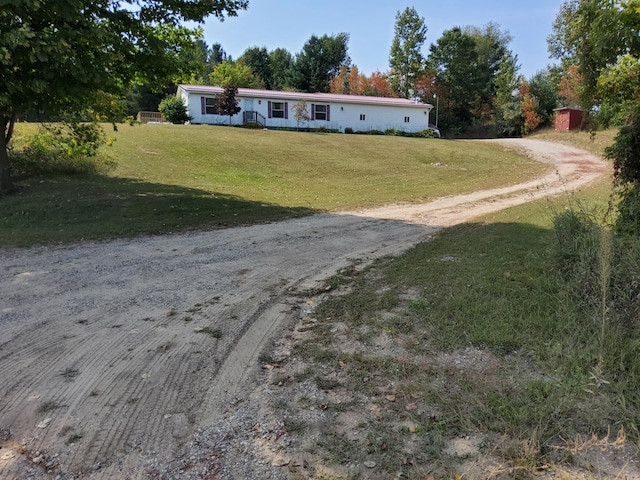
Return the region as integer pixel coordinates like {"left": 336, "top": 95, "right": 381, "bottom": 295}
{"left": 244, "top": 99, "right": 254, "bottom": 112}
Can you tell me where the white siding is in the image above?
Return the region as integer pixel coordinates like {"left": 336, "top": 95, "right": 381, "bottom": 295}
{"left": 181, "top": 89, "right": 432, "bottom": 133}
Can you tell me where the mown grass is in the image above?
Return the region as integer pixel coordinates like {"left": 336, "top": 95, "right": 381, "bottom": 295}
{"left": 1, "top": 123, "right": 548, "bottom": 246}
{"left": 275, "top": 154, "right": 640, "bottom": 478}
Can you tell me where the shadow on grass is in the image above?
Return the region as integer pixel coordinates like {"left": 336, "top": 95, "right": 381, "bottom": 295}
{"left": 0, "top": 175, "right": 316, "bottom": 247}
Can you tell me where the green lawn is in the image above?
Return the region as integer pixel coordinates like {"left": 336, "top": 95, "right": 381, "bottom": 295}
{"left": 1, "top": 123, "right": 549, "bottom": 246}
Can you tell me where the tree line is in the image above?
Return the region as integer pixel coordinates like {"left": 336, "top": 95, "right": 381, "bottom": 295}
{"left": 132, "top": 6, "right": 577, "bottom": 139}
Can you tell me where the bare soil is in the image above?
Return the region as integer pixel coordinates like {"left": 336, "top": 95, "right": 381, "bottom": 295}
{"left": 0, "top": 139, "right": 613, "bottom": 479}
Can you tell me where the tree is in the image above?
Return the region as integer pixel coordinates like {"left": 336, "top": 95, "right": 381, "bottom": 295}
{"left": 269, "top": 48, "right": 294, "bottom": 91}
{"left": 217, "top": 84, "right": 241, "bottom": 125}
{"left": 330, "top": 65, "right": 367, "bottom": 95}
{"left": 464, "top": 22, "right": 515, "bottom": 118}
{"left": 548, "top": 0, "right": 640, "bottom": 112}
{"left": 389, "top": 7, "right": 428, "bottom": 98}
{"left": 529, "top": 68, "right": 560, "bottom": 126}
{"left": 292, "top": 101, "right": 310, "bottom": 130}
{"left": 158, "top": 95, "right": 192, "bottom": 124}
{"left": 240, "top": 46, "right": 273, "bottom": 89}
{"left": 0, "top": 0, "right": 247, "bottom": 194}
{"left": 209, "top": 61, "right": 263, "bottom": 88}
{"left": 366, "top": 72, "right": 396, "bottom": 97}
{"left": 427, "top": 27, "right": 484, "bottom": 129}
{"left": 289, "top": 33, "right": 351, "bottom": 93}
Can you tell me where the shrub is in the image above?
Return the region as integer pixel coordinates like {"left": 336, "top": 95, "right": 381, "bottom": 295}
{"left": 344, "top": 127, "right": 354, "bottom": 134}
{"left": 158, "top": 95, "right": 192, "bottom": 124}
{"left": 9, "top": 122, "right": 115, "bottom": 179}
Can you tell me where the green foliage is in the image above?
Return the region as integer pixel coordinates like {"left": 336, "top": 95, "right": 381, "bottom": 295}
{"left": 529, "top": 69, "right": 560, "bottom": 126}
{"left": 240, "top": 46, "right": 273, "bottom": 89}
{"left": 389, "top": 7, "right": 428, "bottom": 98}
{"left": 427, "top": 27, "right": 483, "bottom": 129}
{"left": 158, "top": 96, "right": 192, "bottom": 124}
{"left": 0, "top": 0, "right": 248, "bottom": 192}
{"left": 289, "top": 33, "right": 350, "bottom": 93}
{"left": 209, "top": 61, "right": 262, "bottom": 88}
{"left": 9, "top": 122, "right": 113, "bottom": 178}
{"left": 269, "top": 48, "right": 294, "bottom": 91}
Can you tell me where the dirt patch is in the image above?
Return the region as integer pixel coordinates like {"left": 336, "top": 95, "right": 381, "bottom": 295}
{"left": 0, "top": 140, "right": 616, "bottom": 479}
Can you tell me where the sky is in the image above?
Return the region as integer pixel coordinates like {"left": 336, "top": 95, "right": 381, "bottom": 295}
{"left": 201, "top": 0, "right": 565, "bottom": 80}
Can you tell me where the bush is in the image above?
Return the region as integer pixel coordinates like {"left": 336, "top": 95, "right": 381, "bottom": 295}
{"left": 553, "top": 206, "right": 640, "bottom": 330}
{"left": 614, "top": 185, "right": 640, "bottom": 236}
{"left": 9, "top": 122, "right": 115, "bottom": 179}
{"left": 158, "top": 95, "right": 192, "bottom": 124}
{"left": 344, "top": 127, "right": 354, "bottom": 134}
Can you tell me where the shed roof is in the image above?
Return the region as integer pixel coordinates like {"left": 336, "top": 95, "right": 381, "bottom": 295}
{"left": 178, "top": 85, "right": 433, "bottom": 109}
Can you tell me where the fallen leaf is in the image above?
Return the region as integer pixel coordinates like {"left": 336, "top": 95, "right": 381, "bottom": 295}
{"left": 338, "top": 360, "right": 345, "bottom": 367}
{"left": 364, "top": 460, "right": 376, "bottom": 468}
{"left": 385, "top": 394, "right": 396, "bottom": 402}
{"left": 405, "top": 402, "right": 418, "bottom": 411}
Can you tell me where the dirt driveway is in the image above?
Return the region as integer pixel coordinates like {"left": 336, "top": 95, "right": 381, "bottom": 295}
{"left": 0, "top": 139, "right": 607, "bottom": 479}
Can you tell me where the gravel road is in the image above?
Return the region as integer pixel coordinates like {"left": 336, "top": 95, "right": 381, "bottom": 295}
{"left": 0, "top": 139, "right": 606, "bottom": 479}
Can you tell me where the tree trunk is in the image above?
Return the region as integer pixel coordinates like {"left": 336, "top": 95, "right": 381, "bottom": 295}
{"left": 0, "top": 114, "right": 16, "bottom": 195}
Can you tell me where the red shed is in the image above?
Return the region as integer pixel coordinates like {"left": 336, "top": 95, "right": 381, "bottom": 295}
{"left": 554, "top": 107, "right": 583, "bottom": 131}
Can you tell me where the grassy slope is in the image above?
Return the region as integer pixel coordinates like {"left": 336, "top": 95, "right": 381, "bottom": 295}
{"left": 1, "top": 123, "right": 548, "bottom": 246}
{"left": 273, "top": 130, "right": 635, "bottom": 478}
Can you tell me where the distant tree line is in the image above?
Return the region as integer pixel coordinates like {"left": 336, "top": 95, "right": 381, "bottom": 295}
{"left": 127, "top": 6, "right": 591, "bottom": 139}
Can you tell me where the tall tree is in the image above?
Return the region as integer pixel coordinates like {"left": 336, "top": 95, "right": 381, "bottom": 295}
{"left": 290, "top": 33, "right": 350, "bottom": 93}
{"left": 240, "top": 46, "right": 273, "bottom": 89}
{"left": 269, "top": 48, "right": 294, "bottom": 91}
{"left": 388, "top": 7, "right": 428, "bottom": 98}
{"left": 0, "top": 0, "right": 247, "bottom": 194}
{"left": 464, "top": 22, "right": 514, "bottom": 117}
{"left": 548, "top": 0, "right": 640, "bottom": 111}
{"left": 427, "top": 27, "right": 483, "bottom": 129}
{"left": 529, "top": 68, "right": 560, "bottom": 126}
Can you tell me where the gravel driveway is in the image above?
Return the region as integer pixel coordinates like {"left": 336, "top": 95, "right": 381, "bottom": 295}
{"left": 0, "top": 139, "right": 606, "bottom": 479}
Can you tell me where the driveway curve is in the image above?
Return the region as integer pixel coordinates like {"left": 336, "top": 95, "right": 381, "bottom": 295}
{"left": 0, "top": 139, "right": 607, "bottom": 479}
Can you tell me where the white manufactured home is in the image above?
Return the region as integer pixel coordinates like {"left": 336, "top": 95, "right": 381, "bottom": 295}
{"left": 176, "top": 85, "right": 436, "bottom": 134}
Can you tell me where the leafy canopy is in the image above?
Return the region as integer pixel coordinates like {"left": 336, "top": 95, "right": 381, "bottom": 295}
{"left": 0, "top": 0, "right": 247, "bottom": 193}
{"left": 389, "top": 6, "right": 428, "bottom": 98}
{"left": 0, "top": 0, "right": 248, "bottom": 119}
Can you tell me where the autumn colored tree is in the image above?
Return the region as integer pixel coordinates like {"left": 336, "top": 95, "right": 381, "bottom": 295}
{"left": 217, "top": 84, "right": 241, "bottom": 125}
{"left": 365, "top": 72, "right": 396, "bottom": 97}
{"left": 557, "top": 65, "right": 583, "bottom": 108}
{"left": 519, "top": 79, "right": 542, "bottom": 134}
{"left": 330, "top": 65, "right": 367, "bottom": 95}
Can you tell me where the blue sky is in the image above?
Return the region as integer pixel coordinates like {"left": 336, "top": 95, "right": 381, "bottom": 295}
{"left": 202, "top": 0, "right": 565, "bottom": 80}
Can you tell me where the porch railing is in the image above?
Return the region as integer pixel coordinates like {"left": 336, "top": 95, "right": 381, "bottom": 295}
{"left": 243, "top": 111, "right": 266, "bottom": 127}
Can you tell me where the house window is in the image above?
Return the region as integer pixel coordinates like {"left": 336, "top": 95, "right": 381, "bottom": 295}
{"left": 312, "top": 104, "right": 330, "bottom": 121}
{"left": 360, "top": 114, "right": 366, "bottom": 121}
{"left": 201, "top": 96, "right": 219, "bottom": 115}
{"left": 404, "top": 116, "right": 410, "bottom": 123}
{"left": 205, "top": 97, "right": 219, "bottom": 114}
{"left": 272, "top": 102, "right": 285, "bottom": 118}
{"left": 268, "top": 101, "right": 288, "bottom": 119}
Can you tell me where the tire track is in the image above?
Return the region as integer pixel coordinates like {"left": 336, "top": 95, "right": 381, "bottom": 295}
{"left": 0, "top": 140, "right": 607, "bottom": 478}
